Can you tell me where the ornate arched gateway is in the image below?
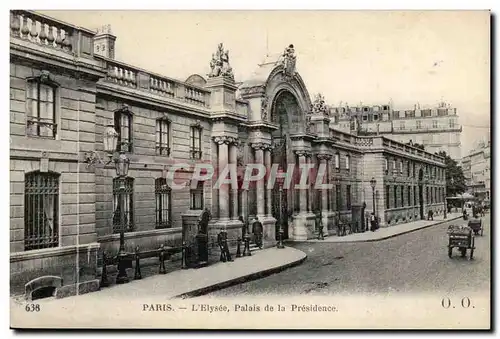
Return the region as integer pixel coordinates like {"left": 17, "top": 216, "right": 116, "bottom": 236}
{"left": 239, "top": 45, "right": 331, "bottom": 242}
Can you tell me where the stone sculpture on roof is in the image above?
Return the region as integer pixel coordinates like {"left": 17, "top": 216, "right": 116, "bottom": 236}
{"left": 280, "top": 44, "right": 297, "bottom": 78}
{"left": 208, "top": 43, "right": 234, "bottom": 80}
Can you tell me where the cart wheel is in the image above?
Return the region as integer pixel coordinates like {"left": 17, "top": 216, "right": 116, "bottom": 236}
{"left": 448, "top": 247, "right": 452, "bottom": 258}
{"left": 470, "top": 248, "right": 474, "bottom": 260}
{"left": 460, "top": 248, "right": 467, "bottom": 257}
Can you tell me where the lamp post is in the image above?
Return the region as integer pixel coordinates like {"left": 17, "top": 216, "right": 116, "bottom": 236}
{"left": 370, "top": 177, "right": 377, "bottom": 216}
{"left": 276, "top": 169, "right": 285, "bottom": 249}
{"left": 243, "top": 187, "right": 252, "bottom": 256}
{"left": 84, "top": 123, "right": 131, "bottom": 284}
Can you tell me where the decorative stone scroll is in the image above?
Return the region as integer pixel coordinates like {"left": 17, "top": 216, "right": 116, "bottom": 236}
{"left": 208, "top": 43, "right": 234, "bottom": 80}
{"left": 261, "top": 95, "right": 269, "bottom": 121}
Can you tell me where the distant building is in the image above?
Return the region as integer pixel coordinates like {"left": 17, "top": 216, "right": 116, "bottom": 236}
{"left": 461, "top": 139, "right": 490, "bottom": 200}
{"left": 330, "top": 101, "right": 462, "bottom": 160}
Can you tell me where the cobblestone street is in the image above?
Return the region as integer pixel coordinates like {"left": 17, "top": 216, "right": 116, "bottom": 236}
{"left": 205, "top": 214, "right": 491, "bottom": 296}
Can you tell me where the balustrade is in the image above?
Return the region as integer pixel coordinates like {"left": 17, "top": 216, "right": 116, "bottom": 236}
{"left": 10, "top": 10, "right": 95, "bottom": 57}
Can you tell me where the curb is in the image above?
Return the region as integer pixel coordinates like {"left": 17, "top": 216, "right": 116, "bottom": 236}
{"left": 302, "top": 215, "right": 463, "bottom": 244}
{"left": 173, "top": 250, "right": 307, "bottom": 299}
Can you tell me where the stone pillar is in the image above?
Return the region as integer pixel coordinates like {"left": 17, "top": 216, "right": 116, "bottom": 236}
{"left": 214, "top": 136, "right": 230, "bottom": 221}
{"left": 307, "top": 153, "right": 313, "bottom": 212}
{"left": 296, "top": 151, "right": 307, "bottom": 213}
{"left": 229, "top": 139, "right": 239, "bottom": 220}
{"left": 253, "top": 143, "right": 266, "bottom": 217}
{"left": 264, "top": 146, "right": 273, "bottom": 217}
{"left": 317, "top": 154, "right": 331, "bottom": 213}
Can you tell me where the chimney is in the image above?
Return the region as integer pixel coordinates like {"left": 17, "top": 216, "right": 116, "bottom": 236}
{"left": 94, "top": 24, "right": 116, "bottom": 59}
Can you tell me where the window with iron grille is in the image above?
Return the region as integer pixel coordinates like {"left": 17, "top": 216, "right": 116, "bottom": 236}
{"left": 155, "top": 178, "right": 172, "bottom": 229}
{"left": 414, "top": 185, "right": 418, "bottom": 206}
{"left": 401, "top": 185, "right": 405, "bottom": 206}
{"left": 335, "top": 184, "right": 341, "bottom": 210}
{"left": 394, "top": 186, "right": 398, "bottom": 208}
{"left": 155, "top": 118, "right": 171, "bottom": 156}
{"left": 190, "top": 181, "right": 204, "bottom": 210}
{"left": 190, "top": 124, "right": 202, "bottom": 159}
{"left": 346, "top": 185, "right": 351, "bottom": 210}
{"left": 408, "top": 186, "right": 412, "bottom": 206}
{"left": 386, "top": 185, "right": 390, "bottom": 209}
{"left": 112, "top": 177, "right": 134, "bottom": 233}
{"left": 26, "top": 75, "right": 58, "bottom": 139}
{"left": 114, "top": 107, "right": 133, "bottom": 152}
{"left": 24, "top": 171, "right": 60, "bottom": 251}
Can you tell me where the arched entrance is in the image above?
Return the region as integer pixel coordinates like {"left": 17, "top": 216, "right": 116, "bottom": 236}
{"left": 270, "top": 90, "right": 302, "bottom": 240}
{"left": 418, "top": 168, "right": 424, "bottom": 219}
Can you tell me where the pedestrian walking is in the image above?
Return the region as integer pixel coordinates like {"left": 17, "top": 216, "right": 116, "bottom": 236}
{"left": 370, "top": 212, "right": 377, "bottom": 232}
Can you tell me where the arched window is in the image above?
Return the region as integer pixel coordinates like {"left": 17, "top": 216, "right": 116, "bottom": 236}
{"left": 112, "top": 177, "right": 134, "bottom": 233}
{"left": 24, "top": 171, "right": 60, "bottom": 251}
{"left": 26, "top": 72, "right": 59, "bottom": 139}
{"left": 155, "top": 178, "right": 172, "bottom": 229}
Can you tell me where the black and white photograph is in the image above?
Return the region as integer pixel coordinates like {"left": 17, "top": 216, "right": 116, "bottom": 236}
{"left": 7, "top": 7, "right": 491, "bottom": 329}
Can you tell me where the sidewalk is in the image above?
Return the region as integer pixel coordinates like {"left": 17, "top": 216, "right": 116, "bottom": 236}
{"left": 305, "top": 212, "right": 463, "bottom": 243}
{"left": 14, "top": 247, "right": 306, "bottom": 305}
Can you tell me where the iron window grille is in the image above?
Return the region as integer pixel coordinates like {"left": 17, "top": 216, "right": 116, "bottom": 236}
{"left": 112, "top": 177, "right": 134, "bottom": 233}
{"left": 414, "top": 185, "right": 418, "bottom": 206}
{"left": 408, "top": 186, "right": 412, "bottom": 206}
{"left": 393, "top": 186, "right": 398, "bottom": 208}
{"left": 335, "top": 184, "right": 341, "bottom": 211}
{"left": 386, "top": 185, "right": 390, "bottom": 209}
{"left": 26, "top": 75, "right": 58, "bottom": 139}
{"left": 114, "top": 107, "right": 133, "bottom": 152}
{"left": 155, "top": 118, "right": 171, "bottom": 156}
{"left": 190, "top": 125, "right": 202, "bottom": 159}
{"left": 346, "top": 185, "right": 351, "bottom": 210}
{"left": 155, "top": 178, "right": 172, "bottom": 229}
{"left": 24, "top": 171, "right": 60, "bottom": 251}
{"left": 190, "top": 181, "right": 204, "bottom": 210}
{"left": 401, "top": 185, "right": 405, "bottom": 206}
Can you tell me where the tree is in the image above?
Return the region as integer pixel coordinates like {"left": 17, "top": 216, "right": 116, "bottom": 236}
{"left": 436, "top": 150, "right": 466, "bottom": 197}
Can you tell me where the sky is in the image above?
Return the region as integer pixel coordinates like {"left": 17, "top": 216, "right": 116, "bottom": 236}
{"left": 42, "top": 10, "right": 491, "bottom": 155}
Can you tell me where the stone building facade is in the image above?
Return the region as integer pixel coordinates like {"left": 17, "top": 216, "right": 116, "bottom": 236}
{"left": 330, "top": 102, "right": 463, "bottom": 160}
{"left": 461, "top": 139, "right": 491, "bottom": 200}
{"left": 9, "top": 11, "right": 446, "bottom": 297}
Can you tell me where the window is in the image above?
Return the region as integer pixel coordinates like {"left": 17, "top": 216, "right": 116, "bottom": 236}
{"left": 394, "top": 186, "right": 398, "bottom": 208}
{"left": 432, "top": 120, "right": 438, "bottom": 128}
{"left": 399, "top": 160, "right": 403, "bottom": 173}
{"left": 383, "top": 105, "right": 389, "bottom": 111}
{"left": 426, "top": 187, "right": 430, "bottom": 204}
{"left": 155, "top": 118, "right": 171, "bottom": 156}
{"left": 416, "top": 120, "right": 422, "bottom": 129}
{"left": 413, "top": 163, "right": 416, "bottom": 178}
{"left": 414, "top": 186, "right": 418, "bottom": 206}
{"left": 190, "top": 181, "right": 204, "bottom": 210}
{"left": 405, "top": 110, "right": 415, "bottom": 118}
{"left": 408, "top": 186, "right": 412, "bottom": 206}
{"left": 362, "top": 115, "right": 368, "bottom": 121}
{"left": 373, "top": 114, "right": 379, "bottom": 121}
{"left": 385, "top": 158, "right": 388, "bottom": 174}
{"left": 399, "top": 121, "right": 405, "bottom": 130}
{"left": 112, "top": 177, "right": 134, "bottom": 233}
{"left": 392, "top": 160, "right": 396, "bottom": 174}
{"left": 401, "top": 186, "right": 405, "bottom": 206}
{"left": 24, "top": 171, "right": 60, "bottom": 251}
{"left": 190, "top": 124, "right": 202, "bottom": 159}
{"left": 422, "top": 109, "right": 431, "bottom": 117}
{"left": 114, "top": 107, "right": 133, "bottom": 152}
{"left": 449, "top": 119, "right": 454, "bottom": 128}
{"left": 335, "top": 153, "right": 340, "bottom": 171}
{"left": 407, "top": 161, "right": 411, "bottom": 177}
{"left": 386, "top": 185, "right": 390, "bottom": 209}
{"left": 26, "top": 73, "right": 58, "bottom": 139}
{"left": 363, "top": 107, "right": 369, "bottom": 112}
{"left": 335, "top": 184, "right": 341, "bottom": 211}
{"left": 346, "top": 185, "right": 351, "bottom": 210}
{"left": 345, "top": 154, "right": 350, "bottom": 171}
{"left": 155, "top": 178, "right": 172, "bottom": 229}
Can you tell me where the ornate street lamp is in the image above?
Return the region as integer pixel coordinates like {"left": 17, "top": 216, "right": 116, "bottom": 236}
{"left": 84, "top": 122, "right": 131, "bottom": 284}
{"left": 276, "top": 169, "right": 286, "bottom": 249}
{"left": 242, "top": 187, "right": 252, "bottom": 256}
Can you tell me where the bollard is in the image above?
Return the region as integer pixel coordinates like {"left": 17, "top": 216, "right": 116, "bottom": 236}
{"left": 236, "top": 237, "right": 242, "bottom": 258}
{"left": 134, "top": 246, "right": 142, "bottom": 280}
{"left": 223, "top": 230, "right": 233, "bottom": 262}
{"left": 181, "top": 241, "right": 188, "bottom": 269}
{"left": 159, "top": 244, "right": 166, "bottom": 274}
{"left": 100, "top": 251, "right": 109, "bottom": 288}
{"left": 217, "top": 230, "right": 227, "bottom": 262}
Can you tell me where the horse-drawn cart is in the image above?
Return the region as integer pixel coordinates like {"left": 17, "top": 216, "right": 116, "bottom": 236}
{"left": 447, "top": 225, "right": 475, "bottom": 260}
{"left": 468, "top": 217, "right": 483, "bottom": 236}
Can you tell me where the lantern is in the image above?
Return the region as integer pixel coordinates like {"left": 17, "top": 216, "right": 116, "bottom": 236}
{"left": 114, "top": 151, "right": 130, "bottom": 177}
{"left": 103, "top": 123, "right": 118, "bottom": 153}
{"left": 370, "top": 177, "right": 377, "bottom": 190}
